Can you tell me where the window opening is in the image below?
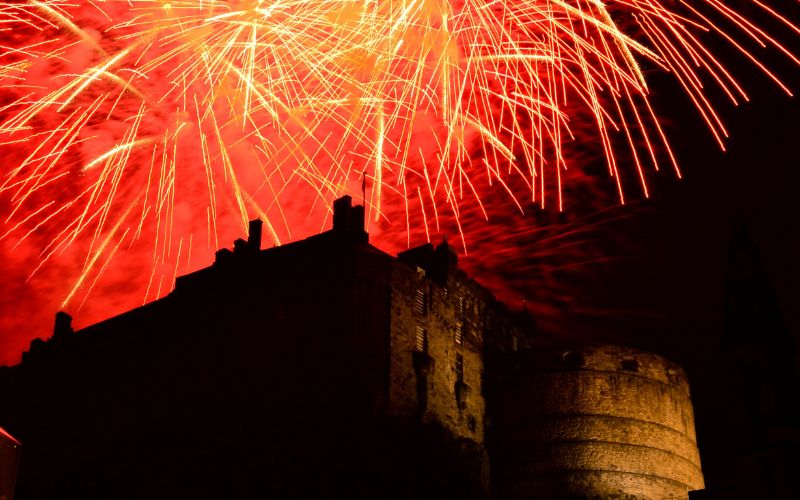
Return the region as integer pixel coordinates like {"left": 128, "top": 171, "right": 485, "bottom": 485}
{"left": 415, "top": 289, "right": 426, "bottom": 315}
{"left": 415, "top": 325, "right": 428, "bottom": 352}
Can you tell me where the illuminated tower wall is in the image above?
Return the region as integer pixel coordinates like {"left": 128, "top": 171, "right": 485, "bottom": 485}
{"left": 489, "top": 344, "right": 705, "bottom": 499}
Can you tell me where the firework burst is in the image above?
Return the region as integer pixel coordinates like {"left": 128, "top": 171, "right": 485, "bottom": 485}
{"left": 0, "top": 0, "right": 797, "bottom": 361}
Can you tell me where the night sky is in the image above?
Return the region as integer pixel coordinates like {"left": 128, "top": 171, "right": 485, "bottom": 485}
{"left": 558, "top": 49, "right": 800, "bottom": 489}
{"left": 560, "top": 63, "right": 800, "bottom": 354}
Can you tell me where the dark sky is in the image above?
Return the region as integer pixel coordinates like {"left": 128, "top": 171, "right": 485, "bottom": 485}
{"left": 569, "top": 41, "right": 800, "bottom": 490}
{"left": 585, "top": 70, "right": 800, "bottom": 354}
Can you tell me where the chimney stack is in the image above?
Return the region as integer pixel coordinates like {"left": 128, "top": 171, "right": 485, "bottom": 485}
{"left": 53, "top": 311, "right": 73, "bottom": 339}
{"left": 248, "top": 219, "right": 263, "bottom": 250}
{"left": 333, "top": 196, "right": 353, "bottom": 233}
{"left": 332, "top": 196, "right": 368, "bottom": 243}
{"left": 432, "top": 238, "right": 458, "bottom": 286}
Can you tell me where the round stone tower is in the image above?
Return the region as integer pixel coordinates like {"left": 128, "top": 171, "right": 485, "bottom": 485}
{"left": 490, "top": 344, "right": 704, "bottom": 499}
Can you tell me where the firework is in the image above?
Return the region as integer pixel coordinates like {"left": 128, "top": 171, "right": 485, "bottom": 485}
{"left": 0, "top": 0, "right": 797, "bottom": 361}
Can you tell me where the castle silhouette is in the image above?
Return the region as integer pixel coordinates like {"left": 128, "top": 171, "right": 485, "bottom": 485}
{"left": 0, "top": 196, "right": 705, "bottom": 499}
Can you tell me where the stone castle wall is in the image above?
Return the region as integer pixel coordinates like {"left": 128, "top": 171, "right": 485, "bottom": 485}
{"left": 387, "top": 261, "right": 486, "bottom": 443}
{"left": 490, "top": 344, "right": 704, "bottom": 499}
{"left": 0, "top": 198, "right": 706, "bottom": 499}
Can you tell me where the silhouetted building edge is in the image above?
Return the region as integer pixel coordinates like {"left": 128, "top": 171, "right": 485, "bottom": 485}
{"left": 0, "top": 196, "right": 704, "bottom": 500}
